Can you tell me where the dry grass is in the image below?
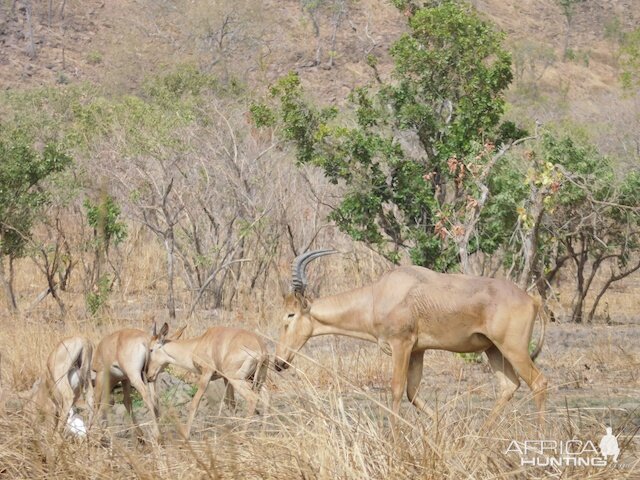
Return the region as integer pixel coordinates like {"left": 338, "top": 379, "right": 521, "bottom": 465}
{"left": 0, "top": 239, "right": 639, "bottom": 478}
{"left": 1, "top": 307, "right": 639, "bottom": 478}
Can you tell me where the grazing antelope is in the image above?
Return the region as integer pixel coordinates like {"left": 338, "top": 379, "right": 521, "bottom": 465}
{"left": 91, "top": 323, "right": 168, "bottom": 441}
{"left": 30, "top": 336, "right": 94, "bottom": 434}
{"left": 274, "top": 250, "right": 547, "bottom": 426}
{"left": 146, "top": 325, "right": 270, "bottom": 439}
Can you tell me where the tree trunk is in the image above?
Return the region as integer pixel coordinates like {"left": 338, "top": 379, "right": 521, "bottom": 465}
{"left": 49, "top": 280, "right": 65, "bottom": 316}
{"left": 25, "top": 0, "right": 36, "bottom": 58}
{"left": 92, "top": 226, "right": 103, "bottom": 289}
{"left": 518, "top": 178, "right": 546, "bottom": 289}
{"left": 327, "top": 2, "right": 345, "bottom": 68}
{"left": 587, "top": 259, "right": 640, "bottom": 323}
{"left": 313, "top": 16, "right": 322, "bottom": 66}
{"left": 164, "top": 228, "right": 176, "bottom": 321}
{"left": 0, "top": 255, "right": 18, "bottom": 312}
{"left": 40, "top": 241, "right": 66, "bottom": 316}
{"left": 59, "top": 0, "right": 67, "bottom": 19}
{"left": 571, "top": 243, "right": 587, "bottom": 323}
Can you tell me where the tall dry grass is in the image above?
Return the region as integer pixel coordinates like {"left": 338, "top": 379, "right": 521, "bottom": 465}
{"left": 1, "top": 309, "right": 638, "bottom": 479}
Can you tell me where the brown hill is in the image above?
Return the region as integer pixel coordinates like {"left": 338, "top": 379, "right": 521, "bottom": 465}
{"left": 1, "top": 0, "right": 639, "bottom": 160}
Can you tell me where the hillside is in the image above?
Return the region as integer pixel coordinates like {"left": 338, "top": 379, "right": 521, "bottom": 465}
{"left": 1, "top": 1, "right": 639, "bottom": 147}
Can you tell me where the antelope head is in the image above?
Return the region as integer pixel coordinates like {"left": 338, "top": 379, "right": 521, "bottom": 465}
{"left": 274, "top": 249, "right": 336, "bottom": 371}
{"left": 147, "top": 324, "right": 187, "bottom": 382}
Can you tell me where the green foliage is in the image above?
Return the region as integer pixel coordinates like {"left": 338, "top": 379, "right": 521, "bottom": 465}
{"left": 84, "top": 195, "right": 128, "bottom": 249}
{"left": 478, "top": 154, "right": 527, "bottom": 254}
{"left": 564, "top": 48, "right": 590, "bottom": 66}
{"left": 0, "top": 65, "right": 218, "bottom": 157}
{"left": 86, "top": 51, "right": 103, "bottom": 65}
{"left": 541, "top": 134, "right": 613, "bottom": 203}
{"left": 617, "top": 170, "right": 640, "bottom": 207}
{"left": 620, "top": 27, "right": 640, "bottom": 90}
{"left": 458, "top": 340, "right": 537, "bottom": 364}
{"left": 249, "top": 103, "right": 277, "bottom": 128}
{"left": 266, "top": 3, "right": 516, "bottom": 269}
{"left": 386, "top": 2, "right": 512, "bottom": 161}
{"left": 0, "top": 132, "right": 72, "bottom": 258}
{"left": 144, "top": 64, "right": 218, "bottom": 101}
{"left": 457, "top": 352, "right": 483, "bottom": 364}
{"left": 187, "top": 384, "right": 198, "bottom": 398}
{"left": 603, "top": 17, "right": 625, "bottom": 45}
{"left": 514, "top": 131, "right": 640, "bottom": 321}
{"left": 0, "top": 84, "right": 111, "bottom": 151}
{"left": 556, "top": 0, "right": 584, "bottom": 21}
{"left": 86, "top": 274, "right": 112, "bottom": 315}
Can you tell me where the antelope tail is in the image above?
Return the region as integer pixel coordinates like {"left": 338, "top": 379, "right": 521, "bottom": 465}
{"left": 80, "top": 341, "right": 93, "bottom": 390}
{"left": 530, "top": 298, "right": 547, "bottom": 362}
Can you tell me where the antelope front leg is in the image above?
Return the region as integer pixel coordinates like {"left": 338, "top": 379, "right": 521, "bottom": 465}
{"left": 147, "top": 381, "right": 159, "bottom": 419}
{"left": 389, "top": 341, "right": 413, "bottom": 429}
{"left": 128, "top": 376, "right": 161, "bottom": 441}
{"left": 183, "top": 372, "right": 213, "bottom": 439}
{"left": 122, "top": 380, "right": 144, "bottom": 441}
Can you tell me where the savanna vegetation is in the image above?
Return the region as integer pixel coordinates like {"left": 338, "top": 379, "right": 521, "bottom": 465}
{"left": 0, "top": 0, "right": 639, "bottom": 478}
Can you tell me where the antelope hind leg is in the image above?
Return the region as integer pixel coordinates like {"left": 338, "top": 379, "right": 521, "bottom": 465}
{"left": 483, "top": 346, "right": 520, "bottom": 430}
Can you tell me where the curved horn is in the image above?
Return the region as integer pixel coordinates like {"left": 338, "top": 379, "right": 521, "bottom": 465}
{"left": 291, "top": 249, "right": 337, "bottom": 293}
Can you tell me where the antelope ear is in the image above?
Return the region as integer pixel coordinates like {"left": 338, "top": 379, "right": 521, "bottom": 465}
{"left": 301, "top": 297, "right": 311, "bottom": 312}
{"left": 294, "top": 292, "right": 311, "bottom": 312}
{"left": 159, "top": 322, "right": 169, "bottom": 341}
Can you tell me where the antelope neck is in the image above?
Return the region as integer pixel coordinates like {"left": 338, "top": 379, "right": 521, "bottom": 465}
{"left": 309, "top": 286, "right": 376, "bottom": 342}
{"left": 162, "top": 338, "right": 198, "bottom": 373}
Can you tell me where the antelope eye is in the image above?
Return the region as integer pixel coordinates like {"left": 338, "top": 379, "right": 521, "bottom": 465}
{"left": 287, "top": 313, "right": 295, "bottom": 318}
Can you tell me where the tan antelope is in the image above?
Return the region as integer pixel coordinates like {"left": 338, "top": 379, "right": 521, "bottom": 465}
{"left": 274, "top": 250, "right": 547, "bottom": 427}
{"left": 146, "top": 325, "right": 270, "bottom": 439}
{"left": 29, "top": 336, "right": 94, "bottom": 434}
{"left": 91, "top": 323, "right": 168, "bottom": 441}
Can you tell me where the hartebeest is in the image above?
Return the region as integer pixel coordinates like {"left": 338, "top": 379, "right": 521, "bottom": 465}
{"left": 146, "top": 325, "right": 270, "bottom": 439}
{"left": 30, "top": 336, "right": 94, "bottom": 434}
{"left": 274, "top": 250, "right": 547, "bottom": 426}
{"left": 91, "top": 323, "right": 168, "bottom": 441}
